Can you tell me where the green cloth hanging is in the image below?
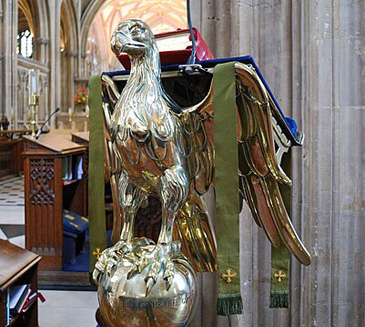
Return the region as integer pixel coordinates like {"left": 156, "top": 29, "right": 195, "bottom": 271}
{"left": 87, "top": 65, "right": 293, "bottom": 308}
{"left": 270, "top": 244, "right": 290, "bottom": 308}
{"left": 213, "top": 62, "right": 243, "bottom": 316}
{"left": 270, "top": 151, "right": 292, "bottom": 308}
{"left": 88, "top": 75, "right": 107, "bottom": 281}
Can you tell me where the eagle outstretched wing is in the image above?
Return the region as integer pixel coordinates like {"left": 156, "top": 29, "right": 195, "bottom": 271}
{"left": 101, "top": 75, "right": 124, "bottom": 244}
{"left": 235, "top": 63, "right": 310, "bottom": 265}
{"left": 100, "top": 62, "right": 311, "bottom": 268}
{"left": 181, "top": 62, "right": 311, "bottom": 266}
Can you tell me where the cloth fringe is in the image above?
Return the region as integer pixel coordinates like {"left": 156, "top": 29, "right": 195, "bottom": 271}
{"left": 269, "top": 292, "right": 290, "bottom": 308}
{"left": 217, "top": 293, "right": 243, "bottom": 316}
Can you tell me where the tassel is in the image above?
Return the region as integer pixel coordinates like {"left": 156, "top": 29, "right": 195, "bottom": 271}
{"left": 217, "top": 293, "right": 243, "bottom": 316}
{"left": 269, "top": 291, "right": 290, "bottom": 308}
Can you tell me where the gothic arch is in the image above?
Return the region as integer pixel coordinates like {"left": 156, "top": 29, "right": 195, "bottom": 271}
{"left": 81, "top": 0, "right": 187, "bottom": 75}
{"left": 18, "top": 1, "right": 34, "bottom": 34}
{"left": 85, "top": 13, "right": 110, "bottom": 75}
{"left": 60, "top": 0, "right": 78, "bottom": 55}
{"left": 18, "top": 0, "right": 49, "bottom": 63}
{"left": 80, "top": 0, "right": 105, "bottom": 57}
{"left": 16, "top": 0, "right": 51, "bottom": 128}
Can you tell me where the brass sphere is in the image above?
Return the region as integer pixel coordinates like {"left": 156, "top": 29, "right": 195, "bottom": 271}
{"left": 98, "top": 245, "right": 198, "bottom": 327}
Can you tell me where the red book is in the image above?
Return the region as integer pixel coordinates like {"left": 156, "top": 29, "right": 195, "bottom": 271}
{"left": 22, "top": 291, "right": 46, "bottom": 313}
{"left": 17, "top": 289, "right": 32, "bottom": 313}
{"left": 117, "top": 28, "right": 214, "bottom": 69}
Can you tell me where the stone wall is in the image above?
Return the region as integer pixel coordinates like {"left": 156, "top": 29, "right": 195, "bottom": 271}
{"left": 0, "top": 0, "right": 85, "bottom": 129}
{"left": 190, "top": 0, "right": 364, "bottom": 326}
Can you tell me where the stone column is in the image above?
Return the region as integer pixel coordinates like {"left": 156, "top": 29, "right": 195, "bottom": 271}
{"left": 35, "top": 37, "right": 49, "bottom": 64}
{"left": 69, "top": 50, "right": 78, "bottom": 107}
{"left": 192, "top": 0, "right": 365, "bottom": 326}
{"left": 2, "top": 0, "right": 17, "bottom": 121}
{"left": 80, "top": 51, "right": 88, "bottom": 80}
{"left": 47, "top": 0, "right": 62, "bottom": 128}
{"left": 0, "top": 0, "right": 3, "bottom": 114}
{"left": 300, "top": 1, "right": 364, "bottom": 326}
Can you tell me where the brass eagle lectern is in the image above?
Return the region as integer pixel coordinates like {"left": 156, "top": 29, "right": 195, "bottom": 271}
{"left": 92, "top": 19, "right": 310, "bottom": 327}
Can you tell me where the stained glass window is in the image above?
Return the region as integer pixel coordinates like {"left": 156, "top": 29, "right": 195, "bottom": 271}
{"left": 17, "top": 29, "right": 33, "bottom": 58}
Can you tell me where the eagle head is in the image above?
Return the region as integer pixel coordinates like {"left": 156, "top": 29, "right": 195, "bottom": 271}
{"left": 111, "top": 19, "right": 156, "bottom": 57}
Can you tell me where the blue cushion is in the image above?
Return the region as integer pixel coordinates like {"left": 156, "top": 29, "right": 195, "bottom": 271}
{"left": 63, "top": 209, "right": 89, "bottom": 234}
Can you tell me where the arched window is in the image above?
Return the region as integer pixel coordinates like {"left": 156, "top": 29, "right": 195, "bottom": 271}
{"left": 17, "top": 29, "right": 33, "bottom": 58}
{"left": 17, "top": 3, "right": 34, "bottom": 59}
{"left": 86, "top": 0, "right": 187, "bottom": 73}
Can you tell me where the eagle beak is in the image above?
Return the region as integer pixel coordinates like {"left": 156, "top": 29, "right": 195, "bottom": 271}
{"left": 111, "top": 31, "right": 146, "bottom": 56}
{"left": 122, "top": 41, "right": 146, "bottom": 54}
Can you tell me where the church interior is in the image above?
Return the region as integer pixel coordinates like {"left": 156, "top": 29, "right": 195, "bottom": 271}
{"left": 0, "top": 0, "right": 364, "bottom": 327}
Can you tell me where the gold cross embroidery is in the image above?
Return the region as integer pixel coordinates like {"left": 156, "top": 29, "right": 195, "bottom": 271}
{"left": 131, "top": 315, "right": 139, "bottom": 326}
{"left": 93, "top": 247, "right": 102, "bottom": 259}
{"left": 274, "top": 270, "right": 286, "bottom": 283}
{"left": 221, "top": 267, "right": 237, "bottom": 283}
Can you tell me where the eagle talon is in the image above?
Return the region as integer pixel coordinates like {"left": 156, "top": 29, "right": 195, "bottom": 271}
{"left": 122, "top": 244, "right": 175, "bottom": 295}
{"left": 165, "top": 276, "right": 173, "bottom": 291}
{"left": 94, "top": 238, "right": 153, "bottom": 282}
{"left": 126, "top": 255, "right": 147, "bottom": 279}
{"left": 163, "top": 259, "right": 174, "bottom": 291}
{"left": 140, "top": 244, "right": 174, "bottom": 295}
{"left": 145, "top": 277, "right": 155, "bottom": 297}
{"left": 124, "top": 246, "right": 177, "bottom": 295}
{"left": 164, "top": 270, "right": 174, "bottom": 291}
{"left": 126, "top": 265, "right": 139, "bottom": 280}
{"left": 105, "top": 258, "right": 118, "bottom": 277}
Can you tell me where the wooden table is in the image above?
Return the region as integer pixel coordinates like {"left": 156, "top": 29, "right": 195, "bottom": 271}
{"left": 0, "top": 240, "right": 42, "bottom": 327}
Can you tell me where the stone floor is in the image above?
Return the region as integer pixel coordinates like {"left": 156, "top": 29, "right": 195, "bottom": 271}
{"left": 0, "top": 176, "right": 26, "bottom": 247}
{"left": 0, "top": 176, "right": 99, "bottom": 327}
{"left": 39, "top": 290, "right": 98, "bottom": 327}
{"left": 0, "top": 176, "right": 24, "bottom": 206}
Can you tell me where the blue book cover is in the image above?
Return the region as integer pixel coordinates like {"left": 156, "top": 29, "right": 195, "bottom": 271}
{"left": 9, "top": 284, "right": 30, "bottom": 314}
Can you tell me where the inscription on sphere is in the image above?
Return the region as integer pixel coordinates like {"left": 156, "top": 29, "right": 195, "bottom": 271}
{"left": 119, "top": 294, "right": 191, "bottom": 309}
{"left": 98, "top": 243, "right": 198, "bottom": 327}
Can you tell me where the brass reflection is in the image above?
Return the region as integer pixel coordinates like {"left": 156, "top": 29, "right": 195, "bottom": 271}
{"left": 93, "top": 19, "right": 311, "bottom": 327}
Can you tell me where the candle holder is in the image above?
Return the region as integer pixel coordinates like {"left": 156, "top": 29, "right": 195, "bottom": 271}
{"left": 29, "top": 69, "right": 40, "bottom": 138}
{"left": 29, "top": 93, "right": 39, "bottom": 138}
{"left": 10, "top": 110, "right": 15, "bottom": 130}
{"left": 68, "top": 108, "right": 73, "bottom": 129}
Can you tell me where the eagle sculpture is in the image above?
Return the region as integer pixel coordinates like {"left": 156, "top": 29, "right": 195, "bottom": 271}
{"left": 93, "top": 19, "right": 311, "bottom": 296}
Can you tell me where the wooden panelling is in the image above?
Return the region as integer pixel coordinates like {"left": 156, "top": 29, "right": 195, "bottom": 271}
{"left": 0, "top": 138, "right": 24, "bottom": 178}
{"left": 23, "top": 135, "right": 87, "bottom": 276}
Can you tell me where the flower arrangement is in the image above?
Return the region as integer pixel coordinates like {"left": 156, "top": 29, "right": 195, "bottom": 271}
{"left": 74, "top": 87, "right": 88, "bottom": 105}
